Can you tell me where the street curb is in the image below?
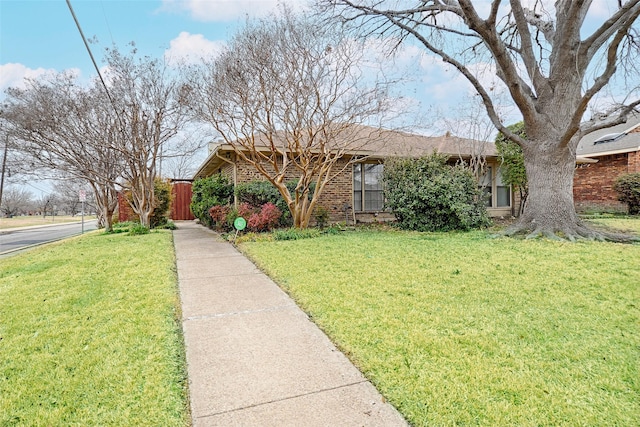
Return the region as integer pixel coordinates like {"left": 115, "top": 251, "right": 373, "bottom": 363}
{"left": 0, "top": 220, "right": 87, "bottom": 235}
{"left": 0, "top": 222, "right": 98, "bottom": 258}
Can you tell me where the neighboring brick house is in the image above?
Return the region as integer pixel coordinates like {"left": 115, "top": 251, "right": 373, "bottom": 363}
{"left": 193, "top": 126, "right": 513, "bottom": 224}
{"left": 574, "top": 115, "right": 640, "bottom": 212}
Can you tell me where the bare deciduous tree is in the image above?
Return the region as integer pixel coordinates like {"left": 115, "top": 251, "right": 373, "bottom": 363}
{"left": 35, "top": 193, "right": 57, "bottom": 218}
{"left": 191, "top": 7, "right": 396, "bottom": 228}
{"left": 103, "top": 46, "right": 192, "bottom": 228}
{"left": 4, "top": 46, "right": 193, "bottom": 230}
{"left": 4, "top": 73, "right": 123, "bottom": 231}
{"left": 52, "top": 178, "right": 93, "bottom": 216}
{"left": 434, "top": 95, "right": 497, "bottom": 180}
{"left": 324, "top": 0, "right": 640, "bottom": 241}
{"left": 0, "top": 186, "right": 32, "bottom": 217}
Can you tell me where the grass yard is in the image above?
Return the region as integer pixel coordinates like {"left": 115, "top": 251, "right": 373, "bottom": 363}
{"left": 241, "top": 225, "right": 640, "bottom": 426}
{"left": 0, "top": 231, "right": 189, "bottom": 426}
{"left": 585, "top": 216, "right": 640, "bottom": 234}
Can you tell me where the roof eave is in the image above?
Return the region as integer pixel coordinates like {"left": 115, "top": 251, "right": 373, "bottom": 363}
{"left": 576, "top": 146, "right": 640, "bottom": 159}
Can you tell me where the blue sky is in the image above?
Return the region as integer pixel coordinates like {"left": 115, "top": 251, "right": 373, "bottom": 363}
{"left": 0, "top": 0, "right": 285, "bottom": 91}
{"left": 0, "top": 0, "right": 468, "bottom": 133}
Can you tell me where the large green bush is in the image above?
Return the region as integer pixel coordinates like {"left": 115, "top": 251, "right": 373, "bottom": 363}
{"left": 613, "top": 173, "right": 640, "bottom": 215}
{"left": 383, "top": 153, "right": 490, "bottom": 231}
{"left": 190, "top": 175, "right": 234, "bottom": 227}
{"left": 236, "top": 180, "right": 288, "bottom": 212}
{"left": 150, "top": 178, "right": 173, "bottom": 229}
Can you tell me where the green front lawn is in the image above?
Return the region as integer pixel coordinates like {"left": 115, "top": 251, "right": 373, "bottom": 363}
{"left": 241, "top": 226, "right": 640, "bottom": 426}
{"left": 0, "top": 231, "right": 189, "bottom": 426}
{"left": 586, "top": 216, "right": 640, "bottom": 234}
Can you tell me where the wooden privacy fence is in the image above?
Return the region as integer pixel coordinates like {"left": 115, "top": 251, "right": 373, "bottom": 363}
{"left": 170, "top": 181, "right": 195, "bottom": 220}
{"left": 117, "top": 181, "right": 195, "bottom": 222}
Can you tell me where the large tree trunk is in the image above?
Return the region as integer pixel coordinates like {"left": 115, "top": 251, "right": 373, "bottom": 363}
{"left": 519, "top": 142, "right": 579, "bottom": 234}
{"left": 504, "top": 141, "right": 633, "bottom": 241}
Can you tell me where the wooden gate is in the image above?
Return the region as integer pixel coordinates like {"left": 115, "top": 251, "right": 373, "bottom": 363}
{"left": 171, "top": 181, "right": 195, "bottom": 220}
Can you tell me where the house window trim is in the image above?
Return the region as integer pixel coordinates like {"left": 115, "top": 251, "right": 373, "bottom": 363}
{"left": 353, "top": 162, "right": 385, "bottom": 212}
{"left": 480, "top": 165, "right": 512, "bottom": 209}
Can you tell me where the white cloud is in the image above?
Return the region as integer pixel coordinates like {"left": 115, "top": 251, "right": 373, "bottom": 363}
{"left": 159, "top": 0, "right": 307, "bottom": 22}
{"left": 0, "top": 63, "right": 69, "bottom": 94}
{"left": 164, "top": 32, "right": 226, "bottom": 65}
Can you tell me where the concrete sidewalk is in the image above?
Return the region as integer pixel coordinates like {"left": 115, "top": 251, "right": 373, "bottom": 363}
{"left": 173, "top": 221, "right": 408, "bottom": 427}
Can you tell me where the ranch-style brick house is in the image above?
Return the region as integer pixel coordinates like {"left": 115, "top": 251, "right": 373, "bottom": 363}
{"left": 193, "top": 126, "right": 514, "bottom": 224}
{"left": 574, "top": 114, "right": 640, "bottom": 212}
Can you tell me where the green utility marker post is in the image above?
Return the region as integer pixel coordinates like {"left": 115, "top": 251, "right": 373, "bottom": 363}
{"left": 233, "top": 216, "right": 246, "bottom": 242}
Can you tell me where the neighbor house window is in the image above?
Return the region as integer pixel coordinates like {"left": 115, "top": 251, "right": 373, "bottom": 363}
{"left": 353, "top": 163, "right": 384, "bottom": 211}
{"left": 479, "top": 166, "right": 511, "bottom": 208}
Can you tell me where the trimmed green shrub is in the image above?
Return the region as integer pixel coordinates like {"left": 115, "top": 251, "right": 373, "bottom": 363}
{"left": 236, "top": 181, "right": 284, "bottom": 208}
{"left": 128, "top": 222, "right": 150, "bottom": 235}
{"left": 313, "top": 205, "right": 330, "bottom": 229}
{"left": 383, "top": 153, "right": 491, "bottom": 231}
{"left": 191, "top": 175, "right": 234, "bottom": 227}
{"left": 614, "top": 173, "right": 640, "bottom": 215}
{"left": 150, "top": 178, "right": 173, "bottom": 229}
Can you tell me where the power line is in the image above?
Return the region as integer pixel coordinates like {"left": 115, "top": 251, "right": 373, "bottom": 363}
{"left": 99, "top": 0, "right": 116, "bottom": 46}
{"left": 65, "top": 0, "right": 124, "bottom": 129}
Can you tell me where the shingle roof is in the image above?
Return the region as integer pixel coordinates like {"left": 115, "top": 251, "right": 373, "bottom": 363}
{"left": 194, "top": 125, "right": 496, "bottom": 179}
{"left": 576, "top": 113, "right": 640, "bottom": 157}
{"left": 348, "top": 126, "right": 497, "bottom": 158}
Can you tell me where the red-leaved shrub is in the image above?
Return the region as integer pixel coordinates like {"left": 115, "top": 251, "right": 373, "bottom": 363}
{"left": 209, "top": 205, "right": 230, "bottom": 230}
{"left": 247, "top": 203, "right": 282, "bottom": 232}
{"left": 237, "top": 202, "right": 258, "bottom": 219}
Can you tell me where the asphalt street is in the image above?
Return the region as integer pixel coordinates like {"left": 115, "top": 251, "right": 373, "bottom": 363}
{"left": 0, "top": 220, "right": 98, "bottom": 256}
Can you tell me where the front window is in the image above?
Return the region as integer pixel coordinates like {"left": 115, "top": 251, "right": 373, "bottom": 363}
{"left": 479, "top": 166, "right": 511, "bottom": 208}
{"left": 353, "top": 163, "right": 384, "bottom": 211}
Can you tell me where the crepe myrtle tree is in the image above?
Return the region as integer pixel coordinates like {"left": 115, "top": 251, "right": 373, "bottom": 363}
{"left": 3, "top": 73, "right": 123, "bottom": 231}
{"left": 190, "top": 6, "right": 397, "bottom": 229}
{"left": 323, "top": 0, "right": 640, "bottom": 241}
{"left": 102, "top": 46, "right": 192, "bottom": 228}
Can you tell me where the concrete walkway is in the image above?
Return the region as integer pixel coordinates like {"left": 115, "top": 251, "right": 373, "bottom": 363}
{"left": 173, "top": 221, "right": 408, "bottom": 427}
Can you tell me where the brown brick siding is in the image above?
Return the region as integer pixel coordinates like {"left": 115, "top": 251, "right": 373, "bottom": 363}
{"left": 316, "top": 159, "right": 353, "bottom": 223}
{"left": 573, "top": 153, "right": 630, "bottom": 212}
{"left": 629, "top": 150, "right": 640, "bottom": 173}
{"left": 117, "top": 191, "right": 137, "bottom": 222}
{"left": 232, "top": 156, "right": 355, "bottom": 224}
{"left": 228, "top": 156, "right": 520, "bottom": 222}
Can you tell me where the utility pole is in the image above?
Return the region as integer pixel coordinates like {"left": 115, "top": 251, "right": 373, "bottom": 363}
{"left": 0, "top": 132, "right": 9, "bottom": 212}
